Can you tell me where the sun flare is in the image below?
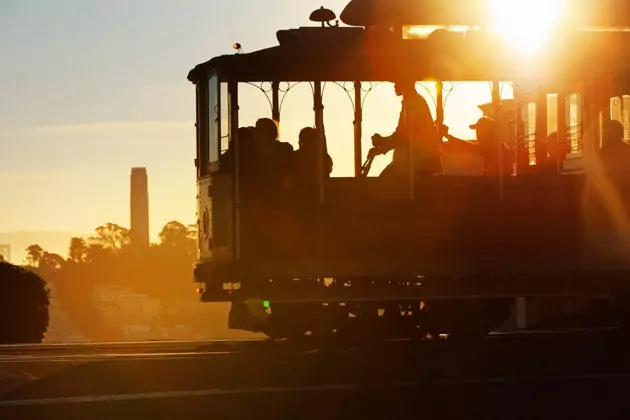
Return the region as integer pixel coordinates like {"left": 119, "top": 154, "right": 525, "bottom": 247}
{"left": 490, "top": 0, "right": 566, "bottom": 55}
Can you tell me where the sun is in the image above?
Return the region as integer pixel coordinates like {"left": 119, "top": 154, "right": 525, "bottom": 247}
{"left": 490, "top": 0, "right": 566, "bottom": 55}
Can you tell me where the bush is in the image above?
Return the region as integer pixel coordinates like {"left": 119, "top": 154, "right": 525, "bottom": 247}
{"left": 0, "top": 262, "right": 50, "bottom": 344}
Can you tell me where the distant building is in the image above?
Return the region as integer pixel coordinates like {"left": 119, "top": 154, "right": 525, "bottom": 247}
{"left": 0, "top": 244, "right": 10, "bottom": 263}
{"left": 130, "top": 168, "right": 150, "bottom": 247}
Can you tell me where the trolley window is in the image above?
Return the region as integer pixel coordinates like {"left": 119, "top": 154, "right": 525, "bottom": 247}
{"left": 208, "top": 74, "right": 220, "bottom": 172}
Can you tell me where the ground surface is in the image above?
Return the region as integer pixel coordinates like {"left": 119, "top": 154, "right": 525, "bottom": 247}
{"left": 1, "top": 330, "right": 629, "bottom": 419}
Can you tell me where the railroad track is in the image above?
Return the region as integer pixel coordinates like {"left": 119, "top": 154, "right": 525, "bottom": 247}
{"left": 1, "top": 326, "right": 628, "bottom": 419}
{"left": 0, "top": 326, "right": 622, "bottom": 358}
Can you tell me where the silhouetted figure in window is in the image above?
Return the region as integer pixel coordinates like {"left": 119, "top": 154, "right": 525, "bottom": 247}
{"left": 441, "top": 116, "right": 512, "bottom": 176}
{"left": 368, "top": 79, "right": 443, "bottom": 180}
{"left": 250, "top": 118, "right": 277, "bottom": 196}
{"left": 253, "top": 118, "right": 291, "bottom": 187}
{"left": 539, "top": 131, "right": 569, "bottom": 173}
{"left": 601, "top": 119, "right": 630, "bottom": 171}
{"left": 254, "top": 118, "right": 280, "bottom": 158}
{"left": 236, "top": 126, "right": 256, "bottom": 179}
{"left": 277, "top": 141, "right": 295, "bottom": 184}
{"left": 218, "top": 126, "right": 256, "bottom": 175}
{"left": 292, "top": 126, "right": 333, "bottom": 189}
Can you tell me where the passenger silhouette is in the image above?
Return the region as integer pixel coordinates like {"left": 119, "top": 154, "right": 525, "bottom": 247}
{"left": 292, "top": 126, "right": 333, "bottom": 188}
{"left": 219, "top": 126, "right": 255, "bottom": 175}
{"left": 441, "top": 116, "right": 512, "bottom": 176}
{"left": 237, "top": 126, "right": 256, "bottom": 179}
{"left": 369, "top": 79, "right": 443, "bottom": 179}
{"left": 541, "top": 131, "right": 569, "bottom": 173}
{"left": 277, "top": 141, "right": 295, "bottom": 180}
{"left": 253, "top": 118, "right": 294, "bottom": 186}
{"left": 600, "top": 119, "right": 630, "bottom": 170}
{"left": 254, "top": 118, "right": 280, "bottom": 157}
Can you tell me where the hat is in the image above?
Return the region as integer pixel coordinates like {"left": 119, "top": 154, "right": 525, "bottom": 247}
{"left": 469, "top": 116, "right": 494, "bottom": 130}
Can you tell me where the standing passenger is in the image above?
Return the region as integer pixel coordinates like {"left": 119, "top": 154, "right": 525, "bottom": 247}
{"left": 369, "top": 79, "right": 443, "bottom": 180}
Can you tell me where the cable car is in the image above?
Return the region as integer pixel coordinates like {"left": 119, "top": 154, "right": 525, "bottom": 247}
{"left": 188, "top": 0, "right": 630, "bottom": 339}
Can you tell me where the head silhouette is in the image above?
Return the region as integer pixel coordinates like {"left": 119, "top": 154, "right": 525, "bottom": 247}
{"left": 298, "top": 127, "right": 318, "bottom": 150}
{"left": 255, "top": 118, "right": 278, "bottom": 142}
{"left": 603, "top": 119, "right": 625, "bottom": 147}
{"left": 470, "top": 116, "right": 495, "bottom": 144}
{"left": 238, "top": 127, "right": 254, "bottom": 147}
{"left": 394, "top": 79, "right": 416, "bottom": 97}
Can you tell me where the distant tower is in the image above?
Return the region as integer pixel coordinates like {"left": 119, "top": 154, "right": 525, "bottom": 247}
{"left": 130, "top": 167, "right": 150, "bottom": 247}
{"left": 0, "top": 245, "right": 10, "bottom": 263}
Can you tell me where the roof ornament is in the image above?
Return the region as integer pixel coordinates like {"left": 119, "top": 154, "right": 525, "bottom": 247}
{"left": 309, "top": 6, "right": 339, "bottom": 27}
{"left": 232, "top": 42, "right": 243, "bottom": 54}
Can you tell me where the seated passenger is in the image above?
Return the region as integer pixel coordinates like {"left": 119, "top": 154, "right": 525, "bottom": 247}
{"left": 277, "top": 141, "right": 295, "bottom": 179}
{"left": 218, "top": 127, "right": 255, "bottom": 174}
{"left": 254, "top": 118, "right": 280, "bottom": 158}
{"left": 254, "top": 117, "right": 296, "bottom": 189}
{"left": 541, "top": 131, "right": 568, "bottom": 173}
{"left": 292, "top": 126, "right": 333, "bottom": 188}
{"left": 441, "top": 116, "right": 512, "bottom": 176}
{"left": 237, "top": 126, "right": 256, "bottom": 178}
{"left": 368, "top": 78, "right": 443, "bottom": 180}
{"left": 600, "top": 119, "right": 630, "bottom": 170}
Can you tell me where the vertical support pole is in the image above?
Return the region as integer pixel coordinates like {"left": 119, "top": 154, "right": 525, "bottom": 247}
{"left": 228, "top": 81, "right": 240, "bottom": 260}
{"left": 313, "top": 81, "right": 325, "bottom": 204}
{"left": 354, "top": 81, "right": 363, "bottom": 178}
{"left": 406, "top": 104, "right": 415, "bottom": 202}
{"left": 583, "top": 84, "right": 602, "bottom": 167}
{"left": 535, "top": 89, "right": 548, "bottom": 167}
{"left": 271, "top": 81, "right": 280, "bottom": 139}
{"left": 313, "top": 81, "right": 325, "bottom": 268}
{"left": 436, "top": 81, "right": 445, "bottom": 174}
{"left": 557, "top": 88, "right": 567, "bottom": 172}
{"left": 492, "top": 80, "right": 504, "bottom": 201}
{"left": 436, "top": 81, "right": 444, "bottom": 124}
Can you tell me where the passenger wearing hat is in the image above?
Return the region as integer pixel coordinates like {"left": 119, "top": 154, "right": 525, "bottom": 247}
{"left": 441, "top": 116, "right": 512, "bottom": 176}
{"left": 369, "top": 78, "right": 444, "bottom": 179}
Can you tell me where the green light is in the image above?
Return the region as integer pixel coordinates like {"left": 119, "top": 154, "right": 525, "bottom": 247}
{"left": 262, "top": 300, "right": 271, "bottom": 308}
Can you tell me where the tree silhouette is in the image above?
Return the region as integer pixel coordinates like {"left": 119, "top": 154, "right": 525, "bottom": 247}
{"left": 40, "top": 252, "right": 65, "bottom": 271}
{"left": 68, "top": 237, "right": 89, "bottom": 263}
{"left": 91, "top": 223, "right": 130, "bottom": 250}
{"left": 158, "top": 221, "right": 197, "bottom": 255}
{"left": 26, "top": 244, "right": 44, "bottom": 267}
{"left": 0, "top": 262, "right": 50, "bottom": 343}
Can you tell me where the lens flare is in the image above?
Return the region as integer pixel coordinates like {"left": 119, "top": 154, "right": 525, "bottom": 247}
{"left": 490, "top": 0, "right": 566, "bottom": 55}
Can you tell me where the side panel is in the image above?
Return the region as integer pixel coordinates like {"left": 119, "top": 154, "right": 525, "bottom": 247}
{"left": 212, "top": 174, "right": 233, "bottom": 262}
{"left": 196, "top": 174, "right": 233, "bottom": 263}
{"left": 197, "top": 176, "right": 213, "bottom": 262}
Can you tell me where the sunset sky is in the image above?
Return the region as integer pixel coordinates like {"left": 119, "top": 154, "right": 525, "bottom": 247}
{"left": 0, "top": 0, "right": 514, "bottom": 260}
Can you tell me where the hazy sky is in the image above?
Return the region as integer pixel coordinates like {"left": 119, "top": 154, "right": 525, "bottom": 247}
{"left": 0, "top": 0, "right": 503, "bottom": 251}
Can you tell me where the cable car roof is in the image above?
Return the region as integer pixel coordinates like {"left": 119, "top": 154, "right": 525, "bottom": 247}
{"left": 340, "top": 0, "right": 630, "bottom": 28}
{"left": 187, "top": 19, "right": 630, "bottom": 84}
